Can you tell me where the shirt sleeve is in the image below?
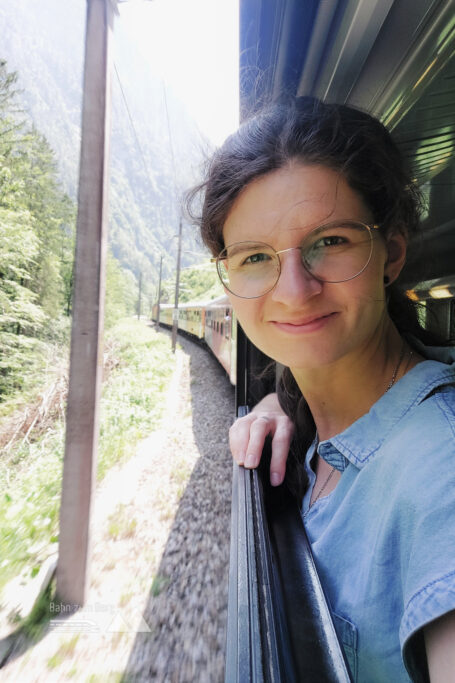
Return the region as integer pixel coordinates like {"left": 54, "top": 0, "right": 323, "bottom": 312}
{"left": 399, "top": 389, "right": 455, "bottom": 679}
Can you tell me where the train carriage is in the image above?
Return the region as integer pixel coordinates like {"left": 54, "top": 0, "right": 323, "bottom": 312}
{"left": 152, "top": 301, "right": 205, "bottom": 339}
{"left": 204, "top": 296, "right": 236, "bottom": 384}
{"left": 152, "top": 297, "right": 237, "bottom": 385}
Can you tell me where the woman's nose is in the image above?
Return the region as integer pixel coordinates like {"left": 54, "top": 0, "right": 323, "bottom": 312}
{"left": 271, "top": 249, "right": 322, "bottom": 304}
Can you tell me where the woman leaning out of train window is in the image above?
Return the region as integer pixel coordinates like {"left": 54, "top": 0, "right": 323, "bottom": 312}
{"left": 189, "top": 97, "right": 455, "bottom": 682}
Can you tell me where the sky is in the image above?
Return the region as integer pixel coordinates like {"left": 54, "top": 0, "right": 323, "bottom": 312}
{"left": 117, "top": 0, "right": 239, "bottom": 146}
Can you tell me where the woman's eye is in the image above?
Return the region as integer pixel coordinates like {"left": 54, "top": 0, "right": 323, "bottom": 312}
{"left": 243, "top": 252, "right": 271, "bottom": 264}
{"left": 318, "top": 235, "right": 346, "bottom": 247}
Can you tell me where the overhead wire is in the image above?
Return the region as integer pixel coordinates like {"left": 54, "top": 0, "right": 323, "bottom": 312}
{"left": 113, "top": 61, "right": 156, "bottom": 195}
{"left": 162, "top": 80, "right": 180, "bottom": 203}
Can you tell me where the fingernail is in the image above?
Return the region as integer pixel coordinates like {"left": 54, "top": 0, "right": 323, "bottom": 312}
{"left": 235, "top": 453, "right": 245, "bottom": 465}
{"left": 270, "top": 472, "right": 281, "bottom": 486}
{"left": 245, "top": 454, "right": 256, "bottom": 468}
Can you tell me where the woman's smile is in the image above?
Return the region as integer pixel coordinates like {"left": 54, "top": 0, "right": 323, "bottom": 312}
{"left": 269, "top": 311, "right": 339, "bottom": 334}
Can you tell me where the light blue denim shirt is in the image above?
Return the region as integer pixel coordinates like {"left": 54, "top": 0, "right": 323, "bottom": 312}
{"left": 301, "top": 342, "right": 455, "bottom": 682}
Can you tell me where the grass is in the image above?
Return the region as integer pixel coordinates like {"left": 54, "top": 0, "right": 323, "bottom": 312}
{"left": 47, "top": 634, "right": 80, "bottom": 669}
{"left": 0, "top": 319, "right": 175, "bottom": 594}
{"left": 0, "top": 317, "right": 71, "bottom": 420}
{"left": 107, "top": 504, "right": 137, "bottom": 541}
{"left": 150, "top": 574, "right": 169, "bottom": 597}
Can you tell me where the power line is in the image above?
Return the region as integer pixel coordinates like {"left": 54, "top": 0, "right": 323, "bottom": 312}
{"left": 162, "top": 81, "right": 179, "bottom": 200}
{"left": 113, "top": 62, "right": 155, "bottom": 194}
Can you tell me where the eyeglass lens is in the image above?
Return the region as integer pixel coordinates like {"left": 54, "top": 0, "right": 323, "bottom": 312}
{"left": 216, "top": 222, "right": 373, "bottom": 298}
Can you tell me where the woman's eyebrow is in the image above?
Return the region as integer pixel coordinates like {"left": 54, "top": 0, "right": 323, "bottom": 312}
{"left": 226, "top": 242, "right": 270, "bottom": 256}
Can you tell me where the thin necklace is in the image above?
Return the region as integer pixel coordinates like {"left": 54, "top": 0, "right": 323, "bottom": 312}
{"left": 386, "top": 340, "right": 411, "bottom": 392}
{"left": 304, "top": 465, "right": 337, "bottom": 516}
{"left": 304, "top": 340, "right": 412, "bottom": 517}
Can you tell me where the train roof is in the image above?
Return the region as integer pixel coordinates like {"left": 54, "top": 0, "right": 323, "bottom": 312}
{"left": 158, "top": 295, "right": 230, "bottom": 309}
{"left": 240, "top": 0, "right": 455, "bottom": 187}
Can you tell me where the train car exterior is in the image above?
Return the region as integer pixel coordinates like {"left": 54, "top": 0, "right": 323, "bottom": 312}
{"left": 151, "top": 297, "right": 237, "bottom": 384}
{"left": 152, "top": 302, "right": 204, "bottom": 339}
{"left": 176, "top": 304, "right": 205, "bottom": 339}
{"left": 204, "top": 296, "right": 237, "bottom": 385}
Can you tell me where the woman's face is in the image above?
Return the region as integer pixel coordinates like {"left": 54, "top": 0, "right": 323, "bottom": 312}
{"left": 222, "top": 163, "right": 400, "bottom": 372}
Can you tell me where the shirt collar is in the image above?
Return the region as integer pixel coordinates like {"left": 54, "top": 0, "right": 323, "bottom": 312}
{"left": 317, "top": 347, "right": 455, "bottom": 472}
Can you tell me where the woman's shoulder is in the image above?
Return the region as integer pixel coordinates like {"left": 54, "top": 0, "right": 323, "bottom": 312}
{"left": 398, "top": 361, "right": 455, "bottom": 440}
{"left": 388, "top": 372, "right": 455, "bottom": 467}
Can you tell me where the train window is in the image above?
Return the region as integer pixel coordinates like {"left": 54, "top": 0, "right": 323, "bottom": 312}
{"left": 450, "top": 299, "right": 455, "bottom": 342}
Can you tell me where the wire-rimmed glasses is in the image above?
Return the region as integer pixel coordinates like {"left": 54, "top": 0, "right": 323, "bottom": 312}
{"left": 211, "top": 220, "right": 380, "bottom": 299}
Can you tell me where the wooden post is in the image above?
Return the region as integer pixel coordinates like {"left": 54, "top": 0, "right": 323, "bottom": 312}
{"left": 57, "top": 0, "right": 116, "bottom": 607}
{"left": 137, "top": 270, "right": 142, "bottom": 320}
{"left": 171, "top": 218, "right": 183, "bottom": 353}
{"left": 156, "top": 254, "right": 163, "bottom": 328}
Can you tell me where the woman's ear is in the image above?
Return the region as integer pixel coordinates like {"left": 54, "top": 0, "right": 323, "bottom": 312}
{"left": 384, "top": 231, "right": 407, "bottom": 285}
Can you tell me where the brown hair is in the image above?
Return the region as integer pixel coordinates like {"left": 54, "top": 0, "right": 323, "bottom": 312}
{"left": 189, "top": 96, "right": 435, "bottom": 499}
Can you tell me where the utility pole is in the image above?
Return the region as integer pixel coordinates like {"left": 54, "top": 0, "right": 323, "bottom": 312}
{"left": 57, "top": 0, "right": 116, "bottom": 607}
{"left": 156, "top": 254, "right": 163, "bottom": 329}
{"left": 171, "top": 217, "right": 183, "bottom": 353}
{"left": 137, "top": 270, "right": 142, "bottom": 320}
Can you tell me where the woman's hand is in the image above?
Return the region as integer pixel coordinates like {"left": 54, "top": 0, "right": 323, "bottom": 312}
{"left": 229, "top": 393, "right": 294, "bottom": 486}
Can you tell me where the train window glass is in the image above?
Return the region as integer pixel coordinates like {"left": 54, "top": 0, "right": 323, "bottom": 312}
{"left": 426, "top": 299, "right": 453, "bottom": 340}
{"left": 450, "top": 299, "right": 455, "bottom": 342}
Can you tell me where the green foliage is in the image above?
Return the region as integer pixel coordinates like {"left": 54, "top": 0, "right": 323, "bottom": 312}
{"left": 161, "top": 261, "right": 224, "bottom": 304}
{"left": 20, "top": 577, "right": 57, "bottom": 640}
{"left": 104, "top": 253, "right": 137, "bottom": 329}
{"left": 97, "top": 319, "right": 175, "bottom": 478}
{"left": 0, "top": 319, "right": 175, "bottom": 593}
{"left": 0, "top": 60, "right": 76, "bottom": 399}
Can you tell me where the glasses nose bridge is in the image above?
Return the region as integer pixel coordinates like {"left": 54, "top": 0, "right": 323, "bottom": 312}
{"left": 275, "top": 245, "right": 301, "bottom": 259}
{"left": 274, "top": 244, "right": 316, "bottom": 285}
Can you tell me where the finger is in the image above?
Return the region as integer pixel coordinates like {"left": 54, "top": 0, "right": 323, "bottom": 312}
{"left": 229, "top": 415, "right": 258, "bottom": 465}
{"left": 243, "top": 416, "right": 273, "bottom": 469}
{"left": 269, "top": 418, "right": 294, "bottom": 486}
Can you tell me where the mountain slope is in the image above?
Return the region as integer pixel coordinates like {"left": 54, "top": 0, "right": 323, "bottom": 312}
{"left": 0, "top": 0, "right": 210, "bottom": 289}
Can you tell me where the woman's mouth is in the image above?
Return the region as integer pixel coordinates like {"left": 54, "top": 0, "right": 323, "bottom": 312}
{"left": 270, "top": 312, "right": 338, "bottom": 334}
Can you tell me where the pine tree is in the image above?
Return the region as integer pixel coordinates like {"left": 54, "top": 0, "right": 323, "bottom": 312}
{"left": 0, "top": 60, "right": 75, "bottom": 397}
